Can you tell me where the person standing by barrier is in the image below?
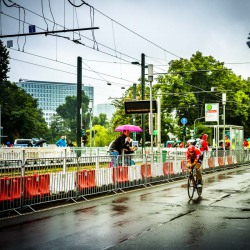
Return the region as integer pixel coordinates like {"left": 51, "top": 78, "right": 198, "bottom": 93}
{"left": 67, "top": 140, "right": 74, "bottom": 147}
{"left": 56, "top": 136, "right": 67, "bottom": 147}
{"left": 109, "top": 130, "right": 132, "bottom": 167}
{"left": 225, "top": 135, "right": 230, "bottom": 150}
{"left": 197, "top": 134, "right": 209, "bottom": 159}
{"left": 124, "top": 136, "right": 136, "bottom": 165}
{"left": 243, "top": 138, "right": 248, "bottom": 148}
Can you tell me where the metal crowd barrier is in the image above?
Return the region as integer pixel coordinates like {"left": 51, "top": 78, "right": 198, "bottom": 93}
{"left": 0, "top": 148, "right": 249, "bottom": 215}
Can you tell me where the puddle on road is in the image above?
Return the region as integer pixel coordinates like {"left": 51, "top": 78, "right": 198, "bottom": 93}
{"left": 112, "top": 197, "right": 129, "bottom": 204}
{"left": 139, "top": 193, "right": 152, "bottom": 201}
{"left": 112, "top": 204, "right": 128, "bottom": 215}
{"left": 218, "top": 174, "right": 232, "bottom": 180}
{"left": 74, "top": 206, "right": 97, "bottom": 215}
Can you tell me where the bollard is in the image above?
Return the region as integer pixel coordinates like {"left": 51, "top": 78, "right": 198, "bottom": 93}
{"left": 162, "top": 150, "right": 166, "bottom": 162}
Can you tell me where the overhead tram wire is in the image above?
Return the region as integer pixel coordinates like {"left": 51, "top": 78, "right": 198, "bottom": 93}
{"left": 10, "top": 57, "right": 132, "bottom": 88}
{"left": 3, "top": 0, "right": 181, "bottom": 64}
{"left": 8, "top": 47, "right": 135, "bottom": 84}
{"left": 2, "top": 10, "right": 140, "bottom": 85}
{"left": 1, "top": 5, "right": 141, "bottom": 64}
{"left": 77, "top": 0, "right": 182, "bottom": 59}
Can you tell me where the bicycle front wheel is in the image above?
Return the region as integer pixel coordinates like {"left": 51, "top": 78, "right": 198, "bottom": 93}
{"left": 187, "top": 175, "right": 195, "bottom": 199}
{"left": 193, "top": 169, "right": 202, "bottom": 196}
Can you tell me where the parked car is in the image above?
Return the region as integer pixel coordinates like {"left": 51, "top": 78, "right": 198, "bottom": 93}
{"left": 13, "top": 138, "right": 46, "bottom": 147}
{"left": 14, "top": 139, "right": 34, "bottom": 147}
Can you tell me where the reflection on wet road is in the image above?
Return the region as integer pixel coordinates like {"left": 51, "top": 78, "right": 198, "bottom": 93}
{"left": 0, "top": 165, "right": 250, "bottom": 250}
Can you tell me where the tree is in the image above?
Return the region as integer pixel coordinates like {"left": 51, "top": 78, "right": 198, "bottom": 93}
{"left": 0, "top": 82, "right": 50, "bottom": 142}
{"left": 86, "top": 124, "right": 117, "bottom": 147}
{"left": 0, "top": 41, "right": 49, "bottom": 143}
{"left": 0, "top": 40, "right": 10, "bottom": 83}
{"left": 92, "top": 113, "right": 109, "bottom": 127}
{"left": 50, "top": 92, "right": 90, "bottom": 143}
{"left": 156, "top": 51, "right": 250, "bottom": 136}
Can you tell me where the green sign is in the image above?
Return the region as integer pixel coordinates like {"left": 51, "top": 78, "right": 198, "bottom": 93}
{"left": 153, "top": 130, "right": 158, "bottom": 135}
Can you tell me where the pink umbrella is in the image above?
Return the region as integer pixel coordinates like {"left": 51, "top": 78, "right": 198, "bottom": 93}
{"left": 115, "top": 124, "right": 143, "bottom": 132}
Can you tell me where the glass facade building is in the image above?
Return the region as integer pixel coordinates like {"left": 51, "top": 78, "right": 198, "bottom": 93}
{"left": 16, "top": 80, "right": 94, "bottom": 126}
{"left": 94, "top": 103, "right": 115, "bottom": 120}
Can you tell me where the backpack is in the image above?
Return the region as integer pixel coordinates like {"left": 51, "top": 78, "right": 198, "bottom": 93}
{"left": 194, "top": 138, "right": 203, "bottom": 149}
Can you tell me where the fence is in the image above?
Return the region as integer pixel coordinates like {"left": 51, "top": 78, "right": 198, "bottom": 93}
{"left": 0, "top": 147, "right": 249, "bottom": 215}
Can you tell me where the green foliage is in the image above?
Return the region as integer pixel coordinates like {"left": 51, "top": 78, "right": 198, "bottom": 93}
{"left": 50, "top": 114, "right": 67, "bottom": 141}
{"left": 86, "top": 125, "right": 117, "bottom": 147}
{"left": 50, "top": 92, "right": 89, "bottom": 143}
{"left": 92, "top": 113, "right": 109, "bottom": 127}
{"left": 0, "top": 40, "right": 10, "bottom": 83}
{"left": 0, "top": 41, "right": 49, "bottom": 143}
{"left": 0, "top": 82, "right": 49, "bottom": 143}
{"left": 156, "top": 51, "right": 250, "bottom": 136}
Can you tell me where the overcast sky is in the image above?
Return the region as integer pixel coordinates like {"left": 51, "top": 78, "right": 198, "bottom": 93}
{"left": 1, "top": 0, "right": 250, "bottom": 105}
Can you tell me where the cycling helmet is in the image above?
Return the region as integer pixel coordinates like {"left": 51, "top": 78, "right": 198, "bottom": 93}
{"left": 188, "top": 145, "right": 195, "bottom": 153}
{"left": 202, "top": 134, "right": 208, "bottom": 140}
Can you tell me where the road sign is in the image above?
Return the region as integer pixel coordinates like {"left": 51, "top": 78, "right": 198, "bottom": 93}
{"left": 124, "top": 100, "right": 157, "bottom": 114}
{"left": 181, "top": 117, "right": 187, "bottom": 125}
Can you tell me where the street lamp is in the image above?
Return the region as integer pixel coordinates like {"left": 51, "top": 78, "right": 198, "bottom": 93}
{"left": 131, "top": 53, "right": 147, "bottom": 153}
{"left": 148, "top": 64, "right": 154, "bottom": 154}
{"left": 194, "top": 117, "right": 205, "bottom": 138}
{"left": 132, "top": 83, "right": 137, "bottom": 141}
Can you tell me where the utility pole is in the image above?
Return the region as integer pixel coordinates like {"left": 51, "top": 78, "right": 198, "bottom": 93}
{"left": 77, "top": 57, "right": 82, "bottom": 148}
{"left": 133, "top": 83, "right": 137, "bottom": 141}
{"left": 141, "top": 53, "right": 145, "bottom": 153}
{"left": 148, "top": 64, "right": 154, "bottom": 154}
{"left": 0, "top": 105, "right": 2, "bottom": 146}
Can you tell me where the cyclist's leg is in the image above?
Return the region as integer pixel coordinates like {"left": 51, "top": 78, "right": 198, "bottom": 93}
{"left": 195, "top": 162, "right": 202, "bottom": 184}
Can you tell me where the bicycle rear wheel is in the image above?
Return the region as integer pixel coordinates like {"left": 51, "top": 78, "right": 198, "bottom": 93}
{"left": 187, "top": 175, "right": 195, "bottom": 199}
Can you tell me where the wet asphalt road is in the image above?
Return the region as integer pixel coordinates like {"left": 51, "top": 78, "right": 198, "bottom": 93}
{"left": 0, "top": 165, "right": 250, "bottom": 250}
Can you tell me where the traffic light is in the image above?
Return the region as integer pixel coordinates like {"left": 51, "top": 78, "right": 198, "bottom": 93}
{"left": 247, "top": 33, "right": 250, "bottom": 49}
{"left": 81, "top": 129, "right": 85, "bottom": 137}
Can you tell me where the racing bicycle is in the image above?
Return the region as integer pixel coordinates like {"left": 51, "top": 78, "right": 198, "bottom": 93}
{"left": 187, "top": 165, "right": 202, "bottom": 199}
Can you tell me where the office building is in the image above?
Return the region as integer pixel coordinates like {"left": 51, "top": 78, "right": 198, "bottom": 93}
{"left": 94, "top": 103, "right": 116, "bottom": 120}
{"left": 17, "top": 80, "right": 94, "bottom": 126}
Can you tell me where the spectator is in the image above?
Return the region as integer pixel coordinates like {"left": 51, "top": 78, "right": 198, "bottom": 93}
{"left": 243, "top": 138, "right": 248, "bottom": 148}
{"left": 56, "top": 136, "right": 67, "bottom": 147}
{"left": 124, "top": 136, "right": 136, "bottom": 165}
{"left": 109, "top": 130, "right": 132, "bottom": 167}
{"left": 218, "top": 141, "right": 224, "bottom": 150}
{"left": 200, "top": 134, "right": 209, "bottom": 153}
{"left": 172, "top": 140, "right": 178, "bottom": 147}
{"left": 6, "top": 141, "right": 12, "bottom": 147}
{"left": 196, "top": 134, "right": 209, "bottom": 160}
{"left": 225, "top": 135, "right": 230, "bottom": 150}
{"left": 67, "top": 140, "right": 74, "bottom": 147}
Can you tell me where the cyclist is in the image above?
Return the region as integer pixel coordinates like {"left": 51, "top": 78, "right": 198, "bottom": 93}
{"left": 186, "top": 145, "right": 203, "bottom": 187}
